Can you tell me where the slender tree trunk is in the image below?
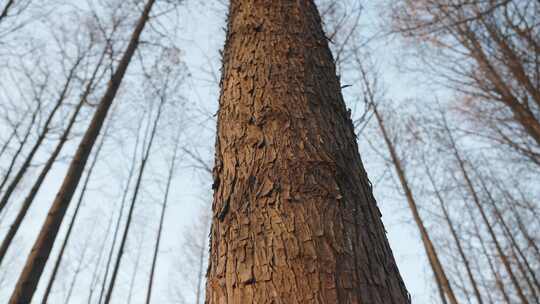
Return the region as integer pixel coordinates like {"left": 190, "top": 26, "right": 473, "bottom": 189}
{"left": 63, "top": 216, "right": 95, "bottom": 304}
{"left": 423, "top": 161, "right": 484, "bottom": 304}
{"left": 0, "top": 107, "right": 30, "bottom": 160}
{"left": 472, "top": 249, "right": 495, "bottom": 304}
{"left": 0, "top": 57, "right": 83, "bottom": 214}
{"left": 195, "top": 230, "right": 206, "bottom": 304}
{"left": 127, "top": 228, "right": 146, "bottom": 304}
{"left": 492, "top": 178, "right": 540, "bottom": 264}
{"left": 40, "top": 105, "right": 113, "bottom": 304}
{"left": 205, "top": 2, "right": 410, "bottom": 303}
{"left": 0, "top": 100, "right": 41, "bottom": 195}
{"left": 97, "top": 120, "right": 144, "bottom": 304}
{"left": 86, "top": 193, "right": 117, "bottom": 304}
{"left": 0, "top": 0, "right": 15, "bottom": 22}
{"left": 103, "top": 96, "right": 164, "bottom": 304}
{"left": 466, "top": 201, "right": 511, "bottom": 304}
{"left": 8, "top": 0, "right": 155, "bottom": 301}
{"left": 145, "top": 126, "right": 181, "bottom": 304}
{"left": 430, "top": 253, "right": 450, "bottom": 304}
{"left": 477, "top": 177, "right": 540, "bottom": 296}
{"left": 507, "top": 245, "right": 540, "bottom": 304}
{"left": 443, "top": 117, "right": 530, "bottom": 304}
{"left": 371, "top": 105, "right": 458, "bottom": 304}
{"left": 0, "top": 45, "right": 107, "bottom": 265}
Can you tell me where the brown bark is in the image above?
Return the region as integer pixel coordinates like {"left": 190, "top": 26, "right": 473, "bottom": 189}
{"left": 8, "top": 0, "right": 155, "bottom": 301}
{"left": 205, "top": 1, "right": 410, "bottom": 303}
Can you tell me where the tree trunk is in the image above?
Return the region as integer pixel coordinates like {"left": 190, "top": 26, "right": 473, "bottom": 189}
{"left": 8, "top": 0, "right": 155, "bottom": 302}
{"left": 0, "top": 0, "right": 15, "bottom": 22}
{"left": 205, "top": 1, "right": 410, "bottom": 303}
{"left": 103, "top": 96, "right": 164, "bottom": 304}
{"left": 63, "top": 216, "right": 95, "bottom": 304}
{"left": 443, "top": 118, "right": 529, "bottom": 304}
{"left": 127, "top": 228, "right": 146, "bottom": 304}
{"left": 372, "top": 105, "right": 459, "bottom": 304}
{"left": 40, "top": 104, "right": 113, "bottom": 304}
{"left": 0, "top": 107, "right": 30, "bottom": 160}
{"left": 423, "top": 161, "right": 484, "bottom": 304}
{"left": 0, "top": 57, "right": 82, "bottom": 214}
{"left": 0, "top": 44, "right": 107, "bottom": 265}
{"left": 97, "top": 120, "right": 143, "bottom": 304}
{"left": 145, "top": 126, "right": 181, "bottom": 304}
{"left": 477, "top": 176, "right": 540, "bottom": 297}
{"left": 0, "top": 101, "right": 41, "bottom": 195}
{"left": 465, "top": 189, "right": 511, "bottom": 304}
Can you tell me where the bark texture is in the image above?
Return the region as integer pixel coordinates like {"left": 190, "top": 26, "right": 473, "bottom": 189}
{"left": 205, "top": 1, "right": 410, "bottom": 303}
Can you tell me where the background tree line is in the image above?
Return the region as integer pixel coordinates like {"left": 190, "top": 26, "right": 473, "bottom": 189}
{"left": 0, "top": 0, "right": 538, "bottom": 303}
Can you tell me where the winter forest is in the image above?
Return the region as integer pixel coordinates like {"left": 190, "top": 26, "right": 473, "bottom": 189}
{"left": 0, "top": 0, "right": 538, "bottom": 303}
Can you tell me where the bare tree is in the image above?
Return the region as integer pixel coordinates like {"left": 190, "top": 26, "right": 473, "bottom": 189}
{"left": 103, "top": 86, "right": 165, "bottom": 304}
{"left": 391, "top": 0, "right": 540, "bottom": 166}
{"left": 8, "top": 0, "right": 157, "bottom": 301}
{"left": 146, "top": 123, "right": 183, "bottom": 304}
{"left": 40, "top": 102, "right": 114, "bottom": 304}
{"left": 170, "top": 203, "right": 211, "bottom": 304}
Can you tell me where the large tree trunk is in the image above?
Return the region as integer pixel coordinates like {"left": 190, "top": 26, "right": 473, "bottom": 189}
{"left": 8, "top": 0, "right": 155, "bottom": 302}
{"left": 205, "top": 1, "right": 410, "bottom": 303}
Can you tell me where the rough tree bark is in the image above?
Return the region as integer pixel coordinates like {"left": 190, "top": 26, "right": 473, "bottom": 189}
{"left": 8, "top": 0, "right": 155, "bottom": 302}
{"left": 205, "top": 1, "right": 410, "bottom": 303}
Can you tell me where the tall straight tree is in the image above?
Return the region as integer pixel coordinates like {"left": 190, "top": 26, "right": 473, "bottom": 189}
{"left": 8, "top": 0, "right": 156, "bottom": 302}
{"left": 205, "top": 1, "right": 410, "bottom": 303}
{"left": 371, "top": 104, "right": 459, "bottom": 304}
